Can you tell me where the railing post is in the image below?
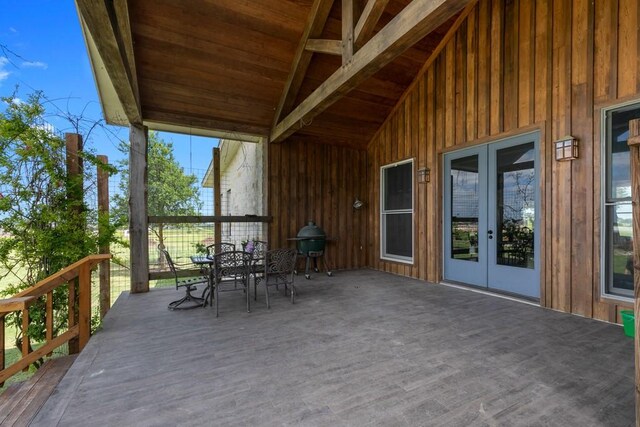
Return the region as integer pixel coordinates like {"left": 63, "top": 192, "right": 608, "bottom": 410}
{"left": 78, "top": 263, "right": 92, "bottom": 351}
{"left": 68, "top": 279, "right": 79, "bottom": 354}
{"left": 627, "top": 118, "right": 640, "bottom": 427}
{"left": 21, "top": 307, "right": 29, "bottom": 372}
{"left": 46, "top": 291, "right": 53, "bottom": 357}
{"left": 1, "top": 314, "right": 5, "bottom": 386}
{"left": 97, "top": 155, "right": 111, "bottom": 319}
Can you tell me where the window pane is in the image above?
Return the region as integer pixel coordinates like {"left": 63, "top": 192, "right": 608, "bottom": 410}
{"left": 496, "top": 143, "right": 535, "bottom": 269}
{"left": 606, "top": 203, "right": 634, "bottom": 297}
{"left": 451, "top": 155, "right": 479, "bottom": 262}
{"left": 607, "top": 107, "right": 639, "bottom": 201}
{"left": 384, "top": 162, "right": 412, "bottom": 211}
{"left": 385, "top": 213, "right": 412, "bottom": 258}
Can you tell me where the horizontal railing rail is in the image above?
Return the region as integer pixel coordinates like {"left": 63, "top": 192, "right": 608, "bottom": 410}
{"left": 0, "top": 254, "right": 112, "bottom": 385}
{"left": 148, "top": 215, "right": 272, "bottom": 224}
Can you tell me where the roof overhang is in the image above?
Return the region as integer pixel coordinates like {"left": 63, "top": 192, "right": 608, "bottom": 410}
{"left": 76, "top": 0, "right": 471, "bottom": 149}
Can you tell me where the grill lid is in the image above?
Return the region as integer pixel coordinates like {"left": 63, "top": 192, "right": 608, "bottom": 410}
{"left": 297, "top": 221, "right": 326, "bottom": 239}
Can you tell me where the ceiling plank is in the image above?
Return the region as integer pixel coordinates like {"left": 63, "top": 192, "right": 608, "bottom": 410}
{"left": 271, "top": 0, "right": 470, "bottom": 143}
{"left": 76, "top": 0, "right": 141, "bottom": 124}
{"left": 306, "top": 39, "right": 343, "bottom": 56}
{"left": 354, "top": 0, "right": 391, "bottom": 49}
{"left": 271, "top": 0, "right": 336, "bottom": 128}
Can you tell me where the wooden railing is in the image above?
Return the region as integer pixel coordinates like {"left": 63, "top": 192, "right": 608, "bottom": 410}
{"left": 0, "top": 254, "right": 111, "bottom": 385}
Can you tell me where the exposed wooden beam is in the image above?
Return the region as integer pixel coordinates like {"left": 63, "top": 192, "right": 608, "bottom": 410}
{"left": 272, "top": 0, "right": 336, "bottom": 127}
{"left": 76, "top": 0, "right": 141, "bottom": 124}
{"left": 271, "top": 0, "right": 469, "bottom": 143}
{"left": 354, "top": 0, "right": 390, "bottom": 49}
{"left": 343, "top": 0, "right": 354, "bottom": 65}
{"left": 306, "top": 39, "right": 343, "bottom": 56}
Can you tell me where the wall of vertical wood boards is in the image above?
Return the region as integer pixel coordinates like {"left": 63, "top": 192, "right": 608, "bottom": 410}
{"left": 366, "top": 0, "right": 640, "bottom": 322}
{"left": 267, "top": 139, "right": 368, "bottom": 270}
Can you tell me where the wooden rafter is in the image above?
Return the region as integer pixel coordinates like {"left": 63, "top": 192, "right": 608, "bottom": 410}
{"left": 306, "top": 39, "right": 343, "bottom": 56}
{"left": 76, "top": 0, "right": 141, "bottom": 124}
{"left": 271, "top": 0, "right": 336, "bottom": 128}
{"left": 271, "top": 0, "right": 470, "bottom": 143}
{"left": 354, "top": 0, "right": 390, "bottom": 49}
{"left": 342, "top": 0, "right": 354, "bottom": 65}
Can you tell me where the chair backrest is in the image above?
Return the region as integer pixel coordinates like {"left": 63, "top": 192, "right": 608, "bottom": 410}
{"left": 158, "top": 246, "right": 179, "bottom": 289}
{"left": 206, "top": 242, "right": 236, "bottom": 258}
{"left": 264, "top": 248, "right": 297, "bottom": 277}
{"left": 212, "top": 250, "right": 252, "bottom": 280}
{"left": 252, "top": 240, "right": 268, "bottom": 260}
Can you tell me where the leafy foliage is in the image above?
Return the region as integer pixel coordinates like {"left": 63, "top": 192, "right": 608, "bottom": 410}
{"left": 112, "top": 132, "right": 202, "bottom": 255}
{"left": 0, "top": 92, "right": 119, "bottom": 350}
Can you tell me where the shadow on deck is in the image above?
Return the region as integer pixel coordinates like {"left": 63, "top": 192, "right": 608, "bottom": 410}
{"left": 32, "top": 270, "right": 634, "bottom": 426}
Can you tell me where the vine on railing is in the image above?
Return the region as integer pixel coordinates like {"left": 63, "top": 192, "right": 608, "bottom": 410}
{"left": 0, "top": 254, "right": 111, "bottom": 385}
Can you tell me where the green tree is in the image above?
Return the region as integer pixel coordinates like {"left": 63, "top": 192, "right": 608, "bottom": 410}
{"left": 0, "top": 92, "right": 118, "bottom": 353}
{"left": 112, "top": 132, "right": 202, "bottom": 263}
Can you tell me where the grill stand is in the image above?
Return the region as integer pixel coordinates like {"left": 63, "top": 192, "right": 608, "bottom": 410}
{"left": 296, "top": 250, "right": 332, "bottom": 279}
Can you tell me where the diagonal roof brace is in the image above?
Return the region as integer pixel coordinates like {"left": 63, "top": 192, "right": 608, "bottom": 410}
{"left": 270, "top": 0, "right": 470, "bottom": 143}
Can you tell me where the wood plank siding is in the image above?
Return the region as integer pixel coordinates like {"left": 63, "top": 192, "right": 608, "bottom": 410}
{"left": 361, "top": 0, "right": 640, "bottom": 321}
{"left": 268, "top": 140, "right": 368, "bottom": 271}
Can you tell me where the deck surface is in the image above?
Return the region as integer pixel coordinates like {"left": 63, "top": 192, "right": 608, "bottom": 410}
{"left": 32, "top": 270, "right": 634, "bottom": 426}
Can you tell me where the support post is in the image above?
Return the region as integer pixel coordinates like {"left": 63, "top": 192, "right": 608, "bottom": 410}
{"left": 213, "top": 147, "right": 222, "bottom": 246}
{"left": 129, "top": 124, "right": 149, "bottom": 293}
{"left": 21, "top": 307, "right": 29, "bottom": 372}
{"left": 65, "top": 133, "right": 83, "bottom": 354}
{"left": 97, "top": 155, "right": 111, "bottom": 318}
{"left": 627, "top": 118, "right": 640, "bottom": 427}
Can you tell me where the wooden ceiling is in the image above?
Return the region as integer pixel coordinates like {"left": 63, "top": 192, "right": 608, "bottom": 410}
{"left": 79, "top": 0, "right": 468, "bottom": 149}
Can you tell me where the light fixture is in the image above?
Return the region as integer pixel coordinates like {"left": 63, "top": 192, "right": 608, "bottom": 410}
{"left": 554, "top": 136, "right": 579, "bottom": 161}
{"left": 353, "top": 198, "right": 364, "bottom": 210}
{"left": 417, "top": 167, "right": 430, "bottom": 183}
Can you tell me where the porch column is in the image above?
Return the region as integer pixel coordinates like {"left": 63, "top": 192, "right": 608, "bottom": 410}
{"left": 214, "top": 147, "right": 222, "bottom": 246}
{"left": 627, "top": 118, "right": 640, "bottom": 426}
{"left": 129, "top": 124, "right": 149, "bottom": 293}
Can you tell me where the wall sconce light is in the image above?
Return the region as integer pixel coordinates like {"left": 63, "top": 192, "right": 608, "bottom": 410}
{"left": 353, "top": 198, "right": 364, "bottom": 210}
{"left": 417, "top": 167, "right": 430, "bottom": 183}
{"left": 554, "top": 136, "right": 579, "bottom": 161}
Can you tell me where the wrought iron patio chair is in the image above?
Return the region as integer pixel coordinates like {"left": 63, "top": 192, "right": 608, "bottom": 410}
{"left": 210, "top": 250, "right": 252, "bottom": 317}
{"left": 160, "top": 246, "right": 208, "bottom": 310}
{"left": 255, "top": 248, "right": 297, "bottom": 308}
{"left": 205, "top": 242, "right": 236, "bottom": 258}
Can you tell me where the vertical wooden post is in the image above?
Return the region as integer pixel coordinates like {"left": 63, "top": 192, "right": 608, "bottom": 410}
{"left": 21, "top": 307, "right": 29, "bottom": 372}
{"left": 78, "top": 263, "right": 91, "bottom": 351}
{"left": 46, "top": 292, "right": 53, "bottom": 357}
{"left": 0, "top": 315, "right": 5, "bottom": 385}
{"left": 66, "top": 133, "right": 83, "bottom": 354}
{"left": 342, "top": 0, "right": 354, "bottom": 65}
{"left": 627, "top": 118, "right": 640, "bottom": 427}
{"left": 129, "top": 125, "right": 149, "bottom": 293}
{"left": 68, "top": 279, "right": 78, "bottom": 354}
{"left": 214, "top": 147, "right": 222, "bottom": 246}
{"left": 97, "top": 155, "right": 111, "bottom": 318}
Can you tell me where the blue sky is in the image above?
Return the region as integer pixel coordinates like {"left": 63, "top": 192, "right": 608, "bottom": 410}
{"left": 0, "top": 1, "right": 218, "bottom": 175}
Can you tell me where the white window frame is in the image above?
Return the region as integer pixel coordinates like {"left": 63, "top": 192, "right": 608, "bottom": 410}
{"left": 600, "top": 99, "right": 640, "bottom": 302}
{"left": 380, "top": 158, "right": 414, "bottom": 264}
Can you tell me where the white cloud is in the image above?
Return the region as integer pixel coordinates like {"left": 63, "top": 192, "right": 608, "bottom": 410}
{"left": 9, "top": 27, "right": 17, "bottom": 33}
{"left": 21, "top": 61, "right": 47, "bottom": 70}
{"left": 0, "top": 57, "right": 10, "bottom": 85}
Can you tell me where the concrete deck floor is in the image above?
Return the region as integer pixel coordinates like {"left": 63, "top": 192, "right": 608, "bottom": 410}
{"left": 32, "top": 270, "right": 634, "bottom": 426}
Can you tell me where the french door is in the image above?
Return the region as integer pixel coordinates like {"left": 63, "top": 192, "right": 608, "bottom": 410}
{"left": 443, "top": 133, "right": 540, "bottom": 299}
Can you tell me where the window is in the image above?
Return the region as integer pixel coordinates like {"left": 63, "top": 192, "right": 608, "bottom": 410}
{"left": 381, "top": 159, "right": 413, "bottom": 263}
{"left": 602, "top": 101, "right": 640, "bottom": 299}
